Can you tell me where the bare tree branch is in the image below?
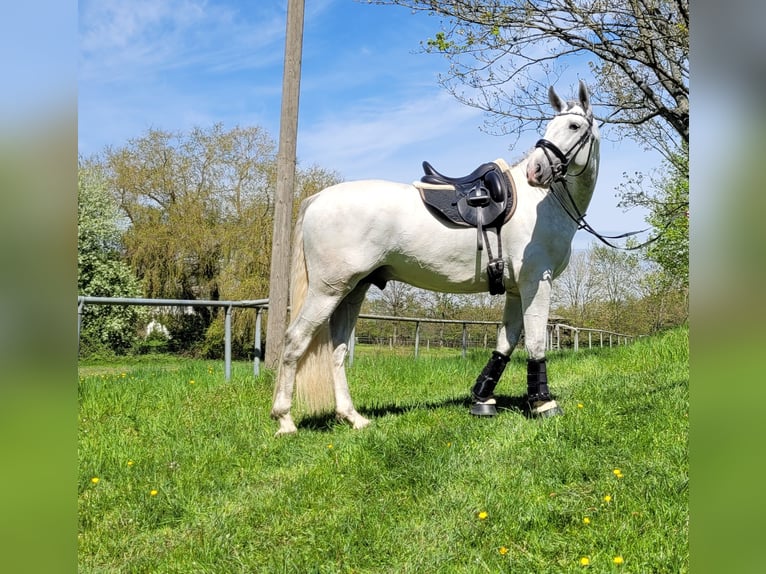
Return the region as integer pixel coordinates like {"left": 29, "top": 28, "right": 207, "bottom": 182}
{"left": 371, "top": 0, "right": 688, "bottom": 164}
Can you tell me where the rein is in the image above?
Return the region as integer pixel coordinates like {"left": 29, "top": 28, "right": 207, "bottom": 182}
{"left": 549, "top": 179, "right": 659, "bottom": 250}
{"left": 536, "top": 112, "right": 668, "bottom": 251}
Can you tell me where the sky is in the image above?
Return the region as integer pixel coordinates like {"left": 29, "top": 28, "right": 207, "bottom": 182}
{"left": 78, "top": 0, "right": 662, "bottom": 251}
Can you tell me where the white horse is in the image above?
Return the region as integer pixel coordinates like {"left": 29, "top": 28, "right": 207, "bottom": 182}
{"left": 271, "top": 81, "right": 599, "bottom": 435}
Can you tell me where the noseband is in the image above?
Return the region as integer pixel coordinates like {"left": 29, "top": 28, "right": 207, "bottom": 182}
{"left": 534, "top": 112, "right": 594, "bottom": 183}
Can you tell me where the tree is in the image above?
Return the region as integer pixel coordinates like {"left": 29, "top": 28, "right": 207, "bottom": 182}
{"left": 635, "top": 263, "right": 688, "bottom": 332}
{"left": 588, "top": 244, "right": 642, "bottom": 332}
{"left": 78, "top": 165, "right": 144, "bottom": 355}
{"left": 619, "top": 144, "right": 688, "bottom": 289}
{"left": 551, "top": 249, "right": 600, "bottom": 324}
{"left": 374, "top": 0, "right": 688, "bottom": 166}
{"left": 368, "top": 281, "right": 424, "bottom": 345}
{"left": 102, "top": 124, "right": 278, "bottom": 303}
{"left": 89, "top": 124, "right": 340, "bottom": 356}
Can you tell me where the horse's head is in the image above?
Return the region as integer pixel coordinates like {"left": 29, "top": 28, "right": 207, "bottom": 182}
{"left": 526, "top": 80, "right": 598, "bottom": 187}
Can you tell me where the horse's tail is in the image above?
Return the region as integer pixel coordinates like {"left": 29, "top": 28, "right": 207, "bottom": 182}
{"left": 288, "top": 196, "right": 336, "bottom": 416}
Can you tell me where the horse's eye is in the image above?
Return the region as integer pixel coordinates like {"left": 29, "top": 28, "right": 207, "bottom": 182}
{"left": 569, "top": 123, "right": 580, "bottom": 131}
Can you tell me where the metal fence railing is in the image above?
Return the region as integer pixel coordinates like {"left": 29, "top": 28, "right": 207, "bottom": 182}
{"left": 78, "top": 296, "right": 269, "bottom": 380}
{"left": 77, "top": 296, "right": 635, "bottom": 379}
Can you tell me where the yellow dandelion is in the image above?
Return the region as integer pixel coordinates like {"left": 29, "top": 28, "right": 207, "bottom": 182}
{"left": 613, "top": 469, "right": 624, "bottom": 478}
{"left": 90, "top": 477, "right": 100, "bottom": 484}
{"left": 582, "top": 516, "right": 591, "bottom": 525}
{"left": 189, "top": 379, "right": 195, "bottom": 385}
{"left": 577, "top": 403, "right": 584, "bottom": 409}
{"left": 613, "top": 556, "right": 624, "bottom": 565}
{"left": 121, "top": 373, "right": 126, "bottom": 378}
{"left": 447, "top": 442, "right": 452, "bottom": 447}
{"left": 580, "top": 556, "right": 590, "bottom": 566}
{"left": 327, "top": 444, "right": 333, "bottom": 449}
{"left": 499, "top": 546, "right": 508, "bottom": 555}
{"left": 478, "top": 511, "right": 488, "bottom": 520}
{"left": 149, "top": 489, "right": 158, "bottom": 496}
{"left": 603, "top": 494, "right": 612, "bottom": 503}
{"left": 127, "top": 460, "right": 134, "bottom": 467}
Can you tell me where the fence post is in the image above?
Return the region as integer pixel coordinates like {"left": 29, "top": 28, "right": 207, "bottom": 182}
{"left": 254, "top": 307, "right": 263, "bottom": 377}
{"left": 461, "top": 323, "right": 467, "bottom": 359}
{"left": 77, "top": 297, "right": 84, "bottom": 354}
{"left": 224, "top": 305, "right": 232, "bottom": 380}
{"left": 414, "top": 321, "right": 420, "bottom": 359}
{"left": 574, "top": 328, "right": 579, "bottom": 352}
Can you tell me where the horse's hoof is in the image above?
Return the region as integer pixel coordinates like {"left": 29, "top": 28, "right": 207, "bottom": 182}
{"left": 351, "top": 417, "right": 371, "bottom": 430}
{"left": 336, "top": 409, "right": 371, "bottom": 430}
{"left": 470, "top": 398, "right": 497, "bottom": 417}
{"left": 274, "top": 415, "right": 298, "bottom": 436}
{"left": 529, "top": 399, "right": 563, "bottom": 418}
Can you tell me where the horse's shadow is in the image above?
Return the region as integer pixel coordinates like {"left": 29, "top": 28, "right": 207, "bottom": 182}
{"left": 297, "top": 393, "right": 539, "bottom": 431}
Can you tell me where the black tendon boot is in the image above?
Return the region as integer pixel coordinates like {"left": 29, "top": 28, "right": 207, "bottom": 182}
{"left": 470, "top": 351, "right": 510, "bottom": 416}
{"left": 527, "top": 358, "right": 563, "bottom": 418}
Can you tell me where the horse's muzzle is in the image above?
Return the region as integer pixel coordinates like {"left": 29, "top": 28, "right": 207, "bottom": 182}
{"left": 526, "top": 156, "right": 552, "bottom": 187}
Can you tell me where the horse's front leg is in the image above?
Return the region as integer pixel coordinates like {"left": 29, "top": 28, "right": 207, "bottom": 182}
{"left": 470, "top": 293, "right": 523, "bottom": 416}
{"left": 521, "top": 275, "right": 564, "bottom": 418}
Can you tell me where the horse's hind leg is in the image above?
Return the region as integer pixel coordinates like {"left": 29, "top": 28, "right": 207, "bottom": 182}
{"left": 271, "top": 292, "right": 340, "bottom": 435}
{"left": 329, "top": 283, "right": 371, "bottom": 429}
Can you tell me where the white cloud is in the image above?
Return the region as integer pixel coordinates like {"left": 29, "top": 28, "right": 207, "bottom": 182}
{"left": 79, "top": 0, "right": 285, "bottom": 81}
{"left": 298, "top": 90, "right": 492, "bottom": 179}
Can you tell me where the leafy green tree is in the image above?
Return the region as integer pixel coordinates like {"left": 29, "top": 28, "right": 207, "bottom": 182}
{"left": 78, "top": 165, "right": 144, "bottom": 355}
{"left": 618, "top": 145, "right": 688, "bottom": 289}
{"left": 87, "top": 124, "right": 340, "bottom": 356}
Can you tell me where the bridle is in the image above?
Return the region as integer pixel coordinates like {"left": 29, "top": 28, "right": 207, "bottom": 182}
{"left": 533, "top": 110, "right": 666, "bottom": 251}
{"left": 534, "top": 111, "right": 595, "bottom": 184}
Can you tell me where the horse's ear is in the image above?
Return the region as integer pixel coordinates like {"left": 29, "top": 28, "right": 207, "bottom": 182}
{"left": 578, "top": 80, "right": 592, "bottom": 116}
{"left": 548, "top": 86, "right": 565, "bottom": 113}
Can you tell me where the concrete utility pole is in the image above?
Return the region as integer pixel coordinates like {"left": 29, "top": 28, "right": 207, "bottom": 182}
{"left": 265, "top": 0, "right": 305, "bottom": 368}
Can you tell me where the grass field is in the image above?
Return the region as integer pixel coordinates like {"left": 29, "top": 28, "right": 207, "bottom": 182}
{"left": 78, "top": 327, "right": 688, "bottom": 573}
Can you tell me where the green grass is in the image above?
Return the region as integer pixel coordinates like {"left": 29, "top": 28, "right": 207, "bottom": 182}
{"left": 78, "top": 327, "right": 688, "bottom": 573}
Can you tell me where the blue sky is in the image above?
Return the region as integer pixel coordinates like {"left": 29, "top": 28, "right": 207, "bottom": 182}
{"left": 78, "top": 0, "right": 660, "bottom": 250}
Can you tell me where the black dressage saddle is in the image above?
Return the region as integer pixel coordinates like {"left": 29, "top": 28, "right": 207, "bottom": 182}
{"left": 417, "top": 160, "right": 516, "bottom": 295}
